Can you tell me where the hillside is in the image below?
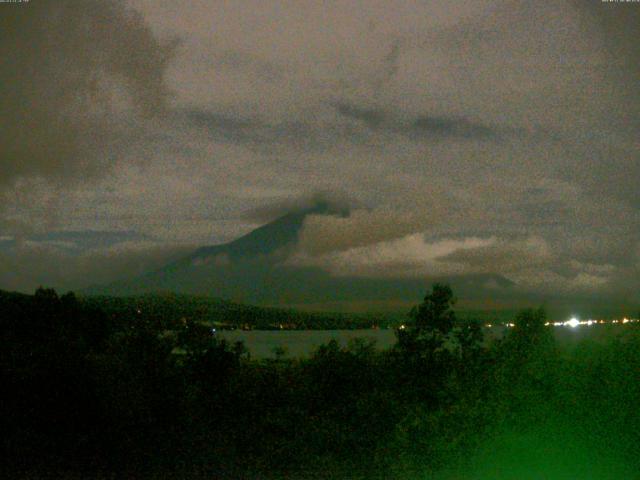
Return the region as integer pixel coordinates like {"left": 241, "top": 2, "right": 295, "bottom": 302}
{"left": 82, "top": 292, "right": 396, "bottom": 330}
{"left": 86, "top": 202, "right": 516, "bottom": 309}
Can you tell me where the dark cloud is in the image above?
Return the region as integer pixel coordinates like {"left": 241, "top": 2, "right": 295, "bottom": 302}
{"left": 241, "top": 192, "right": 354, "bottom": 223}
{"left": 184, "top": 108, "right": 338, "bottom": 151}
{"left": 334, "top": 101, "right": 502, "bottom": 141}
{"left": 187, "top": 100, "right": 504, "bottom": 153}
{"left": 409, "top": 115, "right": 498, "bottom": 140}
{"left": 333, "top": 102, "right": 388, "bottom": 129}
{"left": 185, "top": 110, "right": 262, "bottom": 144}
{"left": 0, "top": 0, "right": 174, "bottom": 194}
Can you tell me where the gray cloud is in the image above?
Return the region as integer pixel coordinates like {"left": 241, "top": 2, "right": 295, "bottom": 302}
{"left": 210, "top": 50, "right": 285, "bottom": 83}
{"left": 0, "top": 238, "right": 191, "bottom": 293}
{"left": 184, "top": 109, "right": 320, "bottom": 149}
{"left": 1, "top": 0, "right": 638, "bottom": 305}
{"left": 15, "top": 230, "right": 153, "bottom": 253}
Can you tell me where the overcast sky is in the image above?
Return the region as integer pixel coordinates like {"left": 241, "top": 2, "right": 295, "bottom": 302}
{"left": 0, "top": 0, "right": 638, "bottom": 303}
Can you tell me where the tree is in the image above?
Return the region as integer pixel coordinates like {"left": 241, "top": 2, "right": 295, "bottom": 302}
{"left": 34, "top": 286, "right": 59, "bottom": 302}
{"left": 508, "top": 307, "right": 553, "bottom": 355}
{"left": 393, "top": 284, "right": 458, "bottom": 405}
{"left": 495, "top": 307, "right": 557, "bottom": 426}
{"left": 455, "top": 319, "right": 484, "bottom": 361}
{"left": 397, "top": 283, "right": 457, "bottom": 354}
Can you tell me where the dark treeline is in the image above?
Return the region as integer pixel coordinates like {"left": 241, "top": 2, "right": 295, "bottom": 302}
{"left": 83, "top": 293, "right": 396, "bottom": 331}
{"left": 1, "top": 285, "right": 639, "bottom": 479}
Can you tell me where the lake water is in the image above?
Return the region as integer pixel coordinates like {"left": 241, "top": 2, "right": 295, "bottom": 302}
{"left": 216, "top": 329, "right": 396, "bottom": 358}
{"left": 216, "top": 325, "right": 629, "bottom": 358}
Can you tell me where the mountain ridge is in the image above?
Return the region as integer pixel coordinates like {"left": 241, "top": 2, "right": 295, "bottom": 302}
{"left": 85, "top": 202, "right": 517, "bottom": 310}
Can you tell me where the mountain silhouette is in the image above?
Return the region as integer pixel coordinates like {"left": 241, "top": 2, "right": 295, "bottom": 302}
{"left": 188, "top": 201, "right": 345, "bottom": 263}
{"left": 87, "top": 202, "right": 515, "bottom": 309}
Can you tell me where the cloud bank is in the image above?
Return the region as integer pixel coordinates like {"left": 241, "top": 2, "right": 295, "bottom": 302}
{"left": 0, "top": 0, "right": 174, "bottom": 229}
{"left": 0, "top": 0, "right": 637, "bottom": 306}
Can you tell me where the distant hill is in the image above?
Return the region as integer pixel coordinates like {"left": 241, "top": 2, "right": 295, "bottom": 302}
{"left": 82, "top": 292, "right": 395, "bottom": 330}
{"left": 0, "top": 288, "right": 395, "bottom": 330}
{"left": 86, "top": 201, "right": 516, "bottom": 310}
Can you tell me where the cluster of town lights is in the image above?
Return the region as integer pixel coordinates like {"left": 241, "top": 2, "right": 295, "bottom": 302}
{"left": 484, "top": 317, "right": 640, "bottom": 329}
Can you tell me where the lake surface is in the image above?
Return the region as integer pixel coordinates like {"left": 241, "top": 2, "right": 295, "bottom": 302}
{"left": 216, "top": 324, "right": 631, "bottom": 358}
{"left": 217, "top": 329, "right": 396, "bottom": 358}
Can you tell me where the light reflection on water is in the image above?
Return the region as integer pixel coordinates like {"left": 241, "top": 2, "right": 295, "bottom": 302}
{"left": 216, "top": 323, "right": 637, "bottom": 358}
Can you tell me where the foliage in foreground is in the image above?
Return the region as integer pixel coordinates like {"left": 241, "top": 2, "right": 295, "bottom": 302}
{"left": 1, "top": 286, "right": 639, "bottom": 479}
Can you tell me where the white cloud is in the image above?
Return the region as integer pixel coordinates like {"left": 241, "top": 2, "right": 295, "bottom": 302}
{"left": 289, "top": 233, "right": 495, "bottom": 277}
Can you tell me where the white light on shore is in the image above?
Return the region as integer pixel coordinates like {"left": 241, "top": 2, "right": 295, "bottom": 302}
{"left": 565, "top": 317, "right": 580, "bottom": 328}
